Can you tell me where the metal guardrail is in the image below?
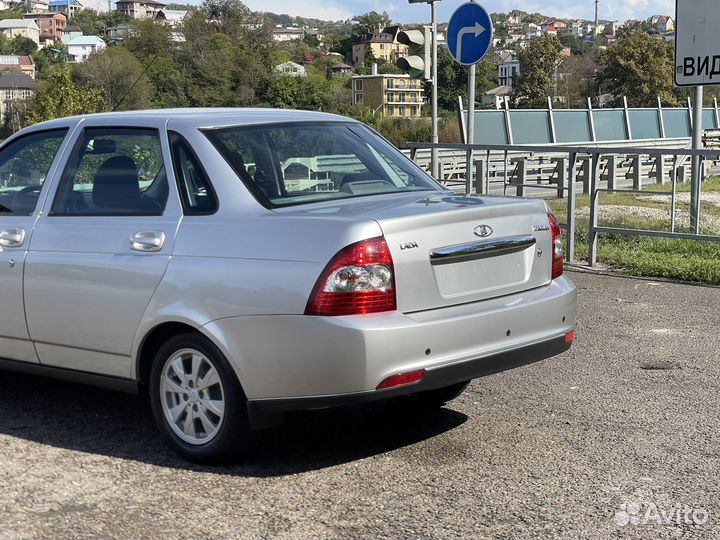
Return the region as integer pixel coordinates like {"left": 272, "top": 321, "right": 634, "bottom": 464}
{"left": 402, "top": 141, "right": 720, "bottom": 266}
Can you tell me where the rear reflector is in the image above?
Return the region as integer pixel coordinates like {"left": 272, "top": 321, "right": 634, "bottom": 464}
{"left": 376, "top": 369, "right": 426, "bottom": 390}
{"left": 565, "top": 331, "right": 574, "bottom": 344}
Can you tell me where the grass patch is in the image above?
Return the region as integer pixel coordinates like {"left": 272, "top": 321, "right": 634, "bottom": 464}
{"left": 548, "top": 177, "right": 720, "bottom": 285}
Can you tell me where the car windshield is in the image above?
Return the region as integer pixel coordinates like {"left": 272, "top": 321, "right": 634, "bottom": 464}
{"left": 203, "top": 122, "right": 442, "bottom": 207}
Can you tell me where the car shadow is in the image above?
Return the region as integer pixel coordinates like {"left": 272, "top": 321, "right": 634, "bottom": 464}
{"left": 0, "top": 371, "right": 467, "bottom": 477}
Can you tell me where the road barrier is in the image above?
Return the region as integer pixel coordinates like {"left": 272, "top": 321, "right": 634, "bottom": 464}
{"left": 402, "top": 141, "right": 720, "bottom": 265}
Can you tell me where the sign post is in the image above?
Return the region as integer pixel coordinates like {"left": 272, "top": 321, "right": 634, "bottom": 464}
{"left": 675, "top": 0, "right": 720, "bottom": 233}
{"left": 447, "top": 1, "right": 493, "bottom": 195}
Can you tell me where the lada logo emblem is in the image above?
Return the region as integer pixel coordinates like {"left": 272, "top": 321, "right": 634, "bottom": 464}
{"left": 473, "top": 224, "right": 493, "bottom": 238}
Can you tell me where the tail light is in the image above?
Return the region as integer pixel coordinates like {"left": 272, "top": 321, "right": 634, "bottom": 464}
{"left": 305, "top": 237, "right": 396, "bottom": 316}
{"left": 548, "top": 212, "right": 563, "bottom": 279}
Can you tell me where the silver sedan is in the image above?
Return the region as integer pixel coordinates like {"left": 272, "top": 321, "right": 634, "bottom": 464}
{"left": 0, "top": 109, "right": 576, "bottom": 463}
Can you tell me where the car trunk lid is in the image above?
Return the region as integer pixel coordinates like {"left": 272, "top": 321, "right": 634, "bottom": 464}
{"left": 371, "top": 194, "right": 553, "bottom": 313}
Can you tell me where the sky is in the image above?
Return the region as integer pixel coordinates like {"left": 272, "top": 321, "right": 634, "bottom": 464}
{"left": 85, "top": 0, "right": 675, "bottom": 24}
{"left": 236, "top": 0, "right": 676, "bottom": 24}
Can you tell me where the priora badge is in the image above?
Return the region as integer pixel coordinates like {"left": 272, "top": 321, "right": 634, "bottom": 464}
{"left": 473, "top": 224, "right": 493, "bottom": 238}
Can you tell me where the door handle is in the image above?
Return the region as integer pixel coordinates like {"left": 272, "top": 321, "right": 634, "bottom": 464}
{"left": 129, "top": 231, "right": 165, "bottom": 252}
{"left": 0, "top": 228, "right": 25, "bottom": 248}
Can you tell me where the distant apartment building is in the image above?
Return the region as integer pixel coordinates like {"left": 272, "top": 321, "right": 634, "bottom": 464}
{"left": 0, "top": 72, "right": 35, "bottom": 120}
{"left": 497, "top": 52, "right": 520, "bottom": 87}
{"left": 66, "top": 35, "right": 106, "bottom": 62}
{"left": 115, "top": 0, "right": 165, "bottom": 20}
{"left": 271, "top": 26, "right": 303, "bottom": 42}
{"left": 0, "top": 55, "right": 35, "bottom": 78}
{"left": 28, "top": 0, "right": 49, "bottom": 11}
{"left": 49, "top": 0, "right": 82, "bottom": 16}
{"left": 351, "top": 26, "right": 408, "bottom": 67}
{"left": 0, "top": 20, "right": 40, "bottom": 46}
{"left": 351, "top": 72, "right": 424, "bottom": 118}
{"left": 23, "top": 12, "right": 67, "bottom": 46}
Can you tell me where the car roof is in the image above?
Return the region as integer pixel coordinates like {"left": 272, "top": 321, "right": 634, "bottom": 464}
{"left": 25, "top": 108, "right": 357, "bottom": 132}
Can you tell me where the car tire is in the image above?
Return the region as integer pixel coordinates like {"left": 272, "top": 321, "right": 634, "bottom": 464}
{"left": 404, "top": 381, "right": 471, "bottom": 409}
{"left": 148, "top": 332, "right": 251, "bottom": 464}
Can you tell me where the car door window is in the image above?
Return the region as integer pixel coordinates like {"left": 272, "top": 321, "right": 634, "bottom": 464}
{"left": 51, "top": 128, "right": 169, "bottom": 216}
{"left": 0, "top": 129, "right": 68, "bottom": 215}
{"left": 169, "top": 132, "right": 218, "bottom": 214}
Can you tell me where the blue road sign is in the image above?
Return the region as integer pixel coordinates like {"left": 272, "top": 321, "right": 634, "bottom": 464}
{"left": 447, "top": 2, "right": 494, "bottom": 66}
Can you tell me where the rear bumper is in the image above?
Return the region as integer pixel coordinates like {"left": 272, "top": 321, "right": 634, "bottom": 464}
{"left": 248, "top": 334, "right": 571, "bottom": 414}
{"left": 203, "top": 275, "right": 576, "bottom": 401}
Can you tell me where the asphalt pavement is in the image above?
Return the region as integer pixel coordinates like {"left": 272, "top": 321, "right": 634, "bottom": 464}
{"left": 0, "top": 270, "right": 719, "bottom": 539}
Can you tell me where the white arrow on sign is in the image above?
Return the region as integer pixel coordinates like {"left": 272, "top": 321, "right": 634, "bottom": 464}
{"left": 455, "top": 21, "right": 486, "bottom": 62}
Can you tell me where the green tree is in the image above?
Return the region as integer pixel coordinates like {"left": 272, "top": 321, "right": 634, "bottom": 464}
{"left": 556, "top": 54, "right": 598, "bottom": 108}
{"left": 354, "top": 11, "right": 391, "bottom": 35}
{"left": 597, "top": 29, "right": 679, "bottom": 107}
{"left": 71, "top": 9, "right": 131, "bottom": 36}
{"left": 73, "top": 47, "right": 153, "bottom": 111}
{"left": 512, "top": 35, "right": 563, "bottom": 108}
{"left": 201, "top": 0, "right": 260, "bottom": 36}
{"left": 25, "top": 67, "right": 105, "bottom": 125}
{"left": 125, "top": 19, "right": 173, "bottom": 59}
{"left": 0, "top": 34, "right": 12, "bottom": 55}
{"left": 146, "top": 56, "right": 189, "bottom": 107}
{"left": 435, "top": 48, "right": 497, "bottom": 111}
{"left": 11, "top": 36, "right": 37, "bottom": 56}
{"left": 266, "top": 75, "right": 303, "bottom": 108}
{"left": 436, "top": 46, "right": 466, "bottom": 110}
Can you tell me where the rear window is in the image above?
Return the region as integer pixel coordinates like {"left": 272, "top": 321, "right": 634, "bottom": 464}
{"left": 203, "top": 122, "right": 441, "bottom": 207}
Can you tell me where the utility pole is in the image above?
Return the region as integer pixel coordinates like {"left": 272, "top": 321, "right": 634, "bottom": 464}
{"left": 594, "top": 0, "right": 599, "bottom": 36}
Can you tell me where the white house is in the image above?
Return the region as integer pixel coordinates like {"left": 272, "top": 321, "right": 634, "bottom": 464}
{"left": 0, "top": 72, "right": 36, "bottom": 121}
{"left": 115, "top": 0, "right": 165, "bottom": 20}
{"left": 498, "top": 52, "right": 520, "bottom": 87}
{"left": 61, "top": 26, "right": 83, "bottom": 43}
{"left": 274, "top": 61, "right": 306, "bottom": 77}
{"left": 272, "top": 26, "right": 304, "bottom": 42}
{"left": 0, "top": 20, "right": 40, "bottom": 46}
{"left": 66, "top": 35, "right": 106, "bottom": 63}
{"left": 481, "top": 85, "right": 511, "bottom": 109}
{"left": 156, "top": 9, "right": 187, "bottom": 27}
